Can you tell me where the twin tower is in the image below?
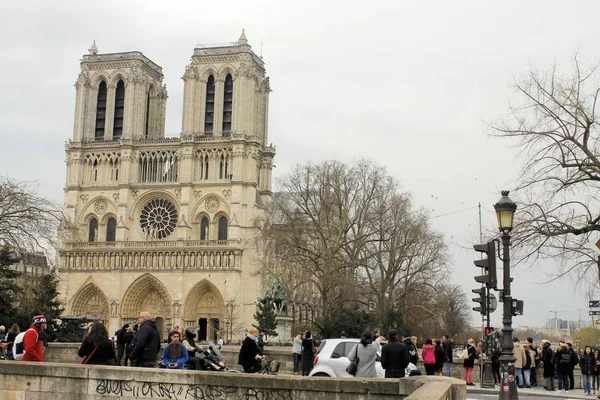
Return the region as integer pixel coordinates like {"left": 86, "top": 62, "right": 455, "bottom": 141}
{"left": 58, "top": 32, "right": 275, "bottom": 340}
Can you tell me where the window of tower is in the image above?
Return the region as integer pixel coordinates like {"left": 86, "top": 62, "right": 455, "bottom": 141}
{"left": 106, "top": 218, "right": 117, "bottom": 242}
{"left": 222, "top": 74, "right": 233, "bottom": 135}
{"left": 95, "top": 81, "right": 107, "bottom": 140}
{"left": 200, "top": 217, "right": 209, "bottom": 240}
{"left": 89, "top": 218, "right": 98, "bottom": 242}
{"left": 218, "top": 216, "right": 228, "bottom": 240}
{"left": 113, "top": 80, "right": 125, "bottom": 140}
{"left": 204, "top": 75, "right": 215, "bottom": 134}
{"left": 144, "top": 92, "right": 150, "bottom": 138}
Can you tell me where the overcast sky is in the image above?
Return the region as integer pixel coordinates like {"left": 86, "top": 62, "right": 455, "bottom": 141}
{"left": 1, "top": 0, "right": 599, "bottom": 328}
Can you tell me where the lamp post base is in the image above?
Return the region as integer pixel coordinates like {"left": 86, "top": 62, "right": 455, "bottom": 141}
{"left": 481, "top": 359, "right": 495, "bottom": 388}
{"left": 499, "top": 362, "right": 519, "bottom": 400}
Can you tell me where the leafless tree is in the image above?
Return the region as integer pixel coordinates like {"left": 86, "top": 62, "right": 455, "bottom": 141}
{"left": 0, "top": 177, "right": 62, "bottom": 254}
{"left": 490, "top": 57, "right": 600, "bottom": 284}
{"left": 256, "top": 159, "right": 451, "bottom": 333}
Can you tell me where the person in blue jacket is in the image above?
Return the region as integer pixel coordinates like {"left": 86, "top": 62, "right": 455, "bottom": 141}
{"left": 161, "top": 331, "right": 188, "bottom": 369}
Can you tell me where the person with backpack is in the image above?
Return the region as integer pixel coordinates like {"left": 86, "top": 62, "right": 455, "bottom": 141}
{"left": 6, "top": 324, "right": 19, "bottom": 360}
{"left": 462, "top": 338, "right": 478, "bottom": 386}
{"left": 553, "top": 343, "right": 571, "bottom": 393}
{"left": 22, "top": 314, "right": 47, "bottom": 362}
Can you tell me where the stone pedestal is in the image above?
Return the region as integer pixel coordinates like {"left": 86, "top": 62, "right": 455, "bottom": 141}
{"left": 275, "top": 316, "right": 293, "bottom": 341}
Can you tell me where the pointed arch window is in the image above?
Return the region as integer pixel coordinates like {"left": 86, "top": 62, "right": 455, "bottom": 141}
{"left": 144, "top": 92, "right": 150, "bottom": 138}
{"left": 200, "top": 217, "right": 209, "bottom": 240}
{"left": 222, "top": 74, "right": 233, "bottom": 135}
{"left": 218, "top": 216, "right": 228, "bottom": 240}
{"left": 204, "top": 75, "right": 215, "bottom": 134}
{"left": 89, "top": 218, "right": 98, "bottom": 242}
{"left": 95, "top": 81, "right": 107, "bottom": 140}
{"left": 203, "top": 154, "right": 209, "bottom": 180}
{"left": 106, "top": 218, "right": 117, "bottom": 242}
{"left": 113, "top": 80, "right": 125, "bottom": 140}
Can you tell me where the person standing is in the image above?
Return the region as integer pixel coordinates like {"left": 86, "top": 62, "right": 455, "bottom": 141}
{"left": 381, "top": 329, "right": 410, "bottom": 378}
{"left": 292, "top": 332, "right": 302, "bottom": 375}
{"left": 567, "top": 342, "right": 578, "bottom": 390}
{"left": 348, "top": 331, "right": 378, "bottom": 378}
{"left": 513, "top": 337, "right": 526, "bottom": 388}
{"left": 463, "top": 338, "right": 478, "bottom": 386}
{"left": 527, "top": 338, "right": 538, "bottom": 387}
{"left": 554, "top": 343, "right": 571, "bottom": 393}
{"left": 541, "top": 340, "right": 555, "bottom": 391}
{"left": 434, "top": 340, "right": 446, "bottom": 376}
{"left": 115, "top": 323, "right": 129, "bottom": 366}
{"left": 128, "top": 311, "right": 161, "bottom": 368}
{"left": 580, "top": 346, "right": 594, "bottom": 396}
{"left": 78, "top": 322, "right": 117, "bottom": 365}
{"left": 421, "top": 339, "right": 436, "bottom": 375}
{"left": 442, "top": 335, "right": 453, "bottom": 377}
{"left": 593, "top": 349, "right": 600, "bottom": 396}
{"left": 403, "top": 336, "right": 419, "bottom": 366}
{"left": 238, "top": 327, "right": 263, "bottom": 373}
{"left": 6, "top": 324, "right": 19, "bottom": 360}
{"left": 301, "top": 331, "right": 316, "bottom": 376}
{"left": 22, "top": 314, "right": 47, "bottom": 362}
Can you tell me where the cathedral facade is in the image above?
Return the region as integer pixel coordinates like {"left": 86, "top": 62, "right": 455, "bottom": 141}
{"left": 57, "top": 32, "right": 275, "bottom": 340}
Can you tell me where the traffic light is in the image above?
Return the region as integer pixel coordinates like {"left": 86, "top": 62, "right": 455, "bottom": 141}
{"left": 472, "top": 287, "right": 487, "bottom": 315}
{"left": 473, "top": 241, "right": 497, "bottom": 289}
{"left": 484, "top": 326, "right": 494, "bottom": 336}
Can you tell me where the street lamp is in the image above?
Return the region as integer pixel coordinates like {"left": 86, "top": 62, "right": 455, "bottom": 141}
{"left": 494, "top": 190, "right": 518, "bottom": 400}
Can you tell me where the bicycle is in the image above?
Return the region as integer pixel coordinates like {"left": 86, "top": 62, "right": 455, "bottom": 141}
{"left": 257, "top": 356, "right": 280, "bottom": 375}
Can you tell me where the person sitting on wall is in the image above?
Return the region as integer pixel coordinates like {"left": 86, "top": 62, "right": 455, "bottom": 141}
{"left": 159, "top": 331, "right": 188, "bottom": 369}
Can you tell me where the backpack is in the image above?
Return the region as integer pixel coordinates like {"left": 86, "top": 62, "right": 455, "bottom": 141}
{"left": 13, "top": 329, "right": 38, "bottom": 361}
{"left": 524, "top": 349, "right": 531, "bottom": 368}
{"left": 560, "top": 352, "right": 571, "bottom": 364}
{"left": 460, "top": 348, "right": 469, "bottom": 359}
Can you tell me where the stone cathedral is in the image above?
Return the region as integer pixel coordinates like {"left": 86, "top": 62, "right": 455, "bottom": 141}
{"left": 57, "top": 31, "right": 275, "bottom": 340}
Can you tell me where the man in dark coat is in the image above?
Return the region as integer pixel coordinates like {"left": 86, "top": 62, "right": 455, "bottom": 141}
{"left": 442, "top": 334, "right": 453, "bottom": 377}
{"left": 238, "top": 327, "right": 263, "bottom": 373}
{"left": 128, "top": 311, "right": 161, "bottom": 368}
{"left": 115, "top": 323, "right": 130, "bottom": 366}
{"left": 381, "top": 329, "right": 410, "bottom": 378}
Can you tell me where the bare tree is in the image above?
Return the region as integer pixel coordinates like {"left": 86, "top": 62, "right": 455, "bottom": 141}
{"left": 0, "top": 177, "right": 62, "bottom": 253}
{"left": 490, "top": 57, "right": 600, "bottom": 283}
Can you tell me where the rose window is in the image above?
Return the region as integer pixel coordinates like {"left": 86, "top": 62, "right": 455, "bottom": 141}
{"left": 140, "top": 199, "right": 178, "bottom": 240}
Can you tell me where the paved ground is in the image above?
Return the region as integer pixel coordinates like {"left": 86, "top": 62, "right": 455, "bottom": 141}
{"left": 468, "top": 385, "right": 593, "bottom": 399}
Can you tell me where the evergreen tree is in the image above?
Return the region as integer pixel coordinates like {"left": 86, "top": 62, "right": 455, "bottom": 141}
{"left": 0, "top": 246, "right": 20, "bottom": 326}
{"left": 253, "top": 296, "right": 278, "bottom": 337}
{"left": 32, "top": 271, "right": 64, "bottom": 340}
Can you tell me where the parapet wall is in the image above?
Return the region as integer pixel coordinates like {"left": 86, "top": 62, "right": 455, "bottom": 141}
{"left": 0, "top": 362, "right": 466, "bottom": 400}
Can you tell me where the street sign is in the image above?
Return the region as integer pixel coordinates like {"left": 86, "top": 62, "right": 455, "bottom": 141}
{"left": 589, "top": 235, "right": 600, "bottom": 255}
{"left": 589, "top": 310, "right": 600, "bottom": 316}
{"left": 590, "top": 300, "right": 600, "bottom": 308}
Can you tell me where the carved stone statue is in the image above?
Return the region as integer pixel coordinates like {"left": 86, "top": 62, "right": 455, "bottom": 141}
{"left": 266, "top": 278, "right": 287, "bottom": 316}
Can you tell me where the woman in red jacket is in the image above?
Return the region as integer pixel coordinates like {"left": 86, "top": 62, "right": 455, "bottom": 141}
{"left": 422, "top": 338, "right": 436, "bottom": 375}
{"left": 23, "top": 314, "right": 46, "bottom": 362}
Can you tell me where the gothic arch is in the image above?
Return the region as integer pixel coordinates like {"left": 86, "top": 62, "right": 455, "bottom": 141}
{"left": 79, "top": 196, "right": 117, "bottom": 224}
{"left": 129, "top": 190, "right": 179, "bottom": 221}
{"left": 190, "top": 193, "right": 228, "bottom": 221}
{"left": 108, "top": 70, "right": 129, "bottom": 87}
{"left": 90, "top": 72, "right": 109, "bottom": 88}
{"left": 100, "top": 212, "right": 117, "bottom": 225}
{"left": 182, "top": 279, "right": 225, "bottom": 322}
{"left": 218, "top": 65, "right": 236, "bottom": 80}
{"left": 200, "top": 68, "right": 218, "bottom": 82}
{"left": 70, "top": 282, "right": 109, "bottom": 320}
{"left": 120, "top": 273, "right": 172, "bottom": 320}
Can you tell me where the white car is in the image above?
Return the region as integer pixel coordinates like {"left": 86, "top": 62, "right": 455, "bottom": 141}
{"left": 309, "top": 338, "right": 386, "bottom": 378}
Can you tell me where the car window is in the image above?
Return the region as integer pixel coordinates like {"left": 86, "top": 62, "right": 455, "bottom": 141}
{"left": 331, "top": 342, "right": 346, "bottom": 358}
{"left": 344, "top": 342, "right": 358, "bottom": 357}
{"left": 318, "top": 340, "right": 327, "bottom": 353}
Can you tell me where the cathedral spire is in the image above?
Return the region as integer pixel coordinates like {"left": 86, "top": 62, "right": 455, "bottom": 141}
{"left": 88, "top": 40, "right": 98, "bottom": 56}
{"left": 237, "top": 29, "right": 248, "bottom": 45}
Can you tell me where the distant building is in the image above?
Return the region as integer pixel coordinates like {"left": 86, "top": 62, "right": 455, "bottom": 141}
{"left": 6, "top": 251, "right": 50, "bottom": 278}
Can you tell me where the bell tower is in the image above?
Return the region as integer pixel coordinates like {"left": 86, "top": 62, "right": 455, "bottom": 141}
{"left": 72, "top": 41, "right": 167, "bottom": 142}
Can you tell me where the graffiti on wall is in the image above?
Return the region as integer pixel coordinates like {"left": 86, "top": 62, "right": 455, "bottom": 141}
{"left": 95, "top": 379, "right": 292, "bottom": 400}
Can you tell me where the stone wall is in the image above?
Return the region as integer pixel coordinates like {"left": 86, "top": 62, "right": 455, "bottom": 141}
{"left": 0, "top": 362, "right": 466, "bottom": 400}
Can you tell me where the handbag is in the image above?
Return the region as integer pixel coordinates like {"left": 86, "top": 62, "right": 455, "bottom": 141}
{"left": 346, "top": 345, "right": 360, "bottom": 375}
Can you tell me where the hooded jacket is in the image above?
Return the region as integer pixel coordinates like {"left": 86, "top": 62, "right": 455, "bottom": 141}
{"left": 403, "top": 338, "right": 418, "bottom": 364}
{"left": 129, "top": 319, "right": 160, "bottom": 363}
{"left": 22, "top": 324, "right": 44, "bottom": 362}
{"left": 513, "top": 341, "right": 525, "bottom": 368}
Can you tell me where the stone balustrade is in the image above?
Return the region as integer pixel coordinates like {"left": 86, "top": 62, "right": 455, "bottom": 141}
{"left": 59, "top": 248, "right": 242, "bottom": 271}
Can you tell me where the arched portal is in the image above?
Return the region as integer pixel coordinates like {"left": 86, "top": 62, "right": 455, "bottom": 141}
{"left": 183, "top": 279, "right": 225, "bottom": 342}
{"left": 70, "top": 282, "right": 109, "bottom": 321}
{"left": 121, "top": 273, "right": 172, "bottom": 338}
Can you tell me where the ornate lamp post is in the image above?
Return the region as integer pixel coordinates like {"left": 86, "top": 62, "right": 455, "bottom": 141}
{"left": 494, "top": 191, "right": 518, "bottom": 400}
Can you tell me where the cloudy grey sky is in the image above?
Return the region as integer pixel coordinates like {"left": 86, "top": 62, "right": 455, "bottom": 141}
{"left": 1, "top": 0, "right": 599, "bottom": 328}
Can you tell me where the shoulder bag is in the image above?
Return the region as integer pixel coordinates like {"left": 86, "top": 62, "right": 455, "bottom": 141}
{"left": 81, "top": 347, "right": 98, "bottom": 365}
{"left": 346, "top": 345, "right": 360, "bottom": 375}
